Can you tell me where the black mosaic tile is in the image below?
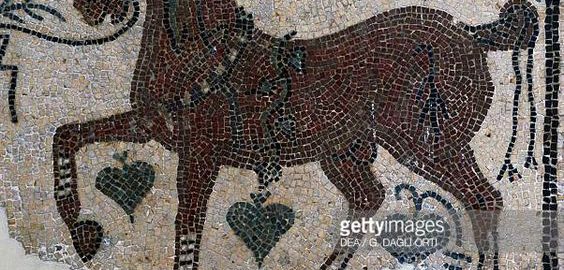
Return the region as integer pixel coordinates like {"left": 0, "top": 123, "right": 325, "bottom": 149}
{"left": 1, "top": 0, "right": 558, "bottom": 269}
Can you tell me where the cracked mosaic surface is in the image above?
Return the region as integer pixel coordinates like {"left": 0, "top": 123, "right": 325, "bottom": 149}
{"left": 0, "top": 0, "right": 561, "bottom": 269}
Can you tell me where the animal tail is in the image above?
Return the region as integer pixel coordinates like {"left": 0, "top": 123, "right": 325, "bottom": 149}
{"left": 463, "top": 0, "right": 540, "bottom": 181}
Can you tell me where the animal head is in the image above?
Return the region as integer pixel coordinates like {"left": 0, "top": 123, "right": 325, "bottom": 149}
{"left": 73, "top": 0, "right": 131, "bottom": 26}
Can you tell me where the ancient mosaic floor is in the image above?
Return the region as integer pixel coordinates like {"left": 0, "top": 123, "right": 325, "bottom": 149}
{"left": 0, "top": 0, "right": 561, "bottom": 269}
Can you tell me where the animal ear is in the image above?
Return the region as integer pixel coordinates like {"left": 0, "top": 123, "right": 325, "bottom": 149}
{"left": 165, "top": 0, "right": 199, "bottom": 50}
{"left": 177, "top": 1, "right": 200, "bottom": 40}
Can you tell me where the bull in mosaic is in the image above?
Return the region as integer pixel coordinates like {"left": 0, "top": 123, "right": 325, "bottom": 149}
{"left": 47, "top": 0, "right": 539, "bottom": 269}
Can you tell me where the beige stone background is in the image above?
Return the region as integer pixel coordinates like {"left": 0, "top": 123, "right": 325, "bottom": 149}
{"left": 0, "top": 0, "right": 561, "bottom": 269}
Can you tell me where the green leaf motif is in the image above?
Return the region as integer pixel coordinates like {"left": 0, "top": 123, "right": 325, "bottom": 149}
{"left": 95, "top": 157, "right": 155, "bottom": 223}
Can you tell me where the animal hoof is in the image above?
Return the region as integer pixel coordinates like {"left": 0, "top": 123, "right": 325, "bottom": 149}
{"left": 70, "top": 220, "right": 104, "bottom": 263}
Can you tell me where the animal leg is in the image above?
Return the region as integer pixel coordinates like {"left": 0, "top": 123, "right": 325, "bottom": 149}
{"left": 53, "top": 109, "right": 163, "bottom": 262}
{"left": 174, "top": 148, "right": 218, "bottom": 270}
{"left": 449, "top": 153, "right": 502, "bottom": 270}
{"left": 397, "top": 146, "right": 502, "bottom": 269}
{"left": 319, "top": 155, "right": 384, "bottom": 270}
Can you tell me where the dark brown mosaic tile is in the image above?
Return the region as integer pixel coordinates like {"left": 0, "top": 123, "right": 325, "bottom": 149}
{"left": 0, "top": 0, "right": 559, "bottom": 269}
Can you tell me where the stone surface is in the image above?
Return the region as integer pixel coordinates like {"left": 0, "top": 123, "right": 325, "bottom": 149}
{"left": 0, "top": 208, "right": 71, "bottom": 270}
{"left": 0, "top": 0, "right": 560, "bottom": 269}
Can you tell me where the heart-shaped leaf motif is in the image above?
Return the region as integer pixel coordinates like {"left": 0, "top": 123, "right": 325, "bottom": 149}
{"left": 226, "top": 202, "right": 295, "bottom": 267}
{"left": 376, "top": 213, "right": 451, "bottom": 264}
{"left": 95, "top": 152, "right": 155, "bottom": 223}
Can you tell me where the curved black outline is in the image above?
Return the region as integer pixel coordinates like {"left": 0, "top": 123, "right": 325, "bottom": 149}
{"left": 0, "top": 0, "right": 140, "bottom": 46}
{"left": 3, "top": 0, "right": 140, "bottom": 123}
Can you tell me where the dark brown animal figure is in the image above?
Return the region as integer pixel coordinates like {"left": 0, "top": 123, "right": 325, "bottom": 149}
{"left": 52, "top": 0, "right": 538, "bottom": 269}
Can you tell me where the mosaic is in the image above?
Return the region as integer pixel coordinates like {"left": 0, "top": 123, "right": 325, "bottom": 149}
{"left": 0, "top": 0, "right": 561, "bottom": 269}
